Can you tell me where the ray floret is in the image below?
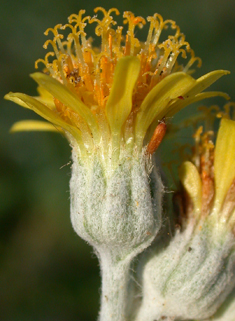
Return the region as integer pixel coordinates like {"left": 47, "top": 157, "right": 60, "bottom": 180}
{"left": 5, "top": 8, "right": 229, "bottom": 165}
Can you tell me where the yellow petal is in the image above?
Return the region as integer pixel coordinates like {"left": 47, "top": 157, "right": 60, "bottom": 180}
{"left": 135, "top": 72, "right": 195, "bottom": 144}
{"left": 167, "top": 91, "right": 230, "bottom": 117}
{"left": 10, "top": 120, "right": 63, "bottom": 133}
{"left": 4, "top": 94, "right": 32, "bottom": 110}
{"left": 135, "top": 70, "right": 229, "bottom": 148}
{"left": 183, "top": 70, "right": 230, "bottom": 98}
{"left": 37, "top": 86, "right": 54, "bottom": 100}
{"left": 36, "top": 86, "right": 55, "bottom": 109}
{"left": 165, "top": 70, "right": 230, "bottom": 117}
{"left": 5, "top": 92, "right": 81, "bottom": 141}
{"left": 106, "top": 56, "right": 140, "bottom": 134}
{"left": 214, "top": 118, "right": 235, "bottom": 213}
{"left": 30, "top": 72, "right": 100, "bottom": 141}
{"left": 179, "top": 161, "right": 202, "bottom": 214}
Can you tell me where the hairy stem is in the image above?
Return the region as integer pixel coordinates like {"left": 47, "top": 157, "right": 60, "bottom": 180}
{"left": 99, "top": 252, "right": 132, "bottom": 321}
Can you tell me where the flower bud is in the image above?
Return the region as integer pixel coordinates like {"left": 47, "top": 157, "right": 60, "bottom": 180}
{"left": 135, "top": 117, "right": 235, "bottom": 321}
{"left": 136, "top": 225, "right": 235, "bottom": 320}
{"left": 4, "top": 8, "right": 232, "bottom": 321}
{"left": 70, "top": 146, "right": 163, "bottom": 259}
{"left": 4, "top": 7, "right": 229, "bottom": 261}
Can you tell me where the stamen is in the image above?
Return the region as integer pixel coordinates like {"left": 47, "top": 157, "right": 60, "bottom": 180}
{"left": 34, "top": 7, "right": 203, "bottom": 154}
{"left": 44, "top": 24, "right": 65, "bottom": 54}
{"left": 123, "top": 11, "right": 145, "bottom": 55}
{"left": 198, "top": 105, "right": 219, "bottom": 131}
{"left": 43, "top": 39, "right": 61, "bottom": 59}
{"left": 68, "top": 10, "right": 90, "bottom": 47}
{"left": 183, "top": 49, "right": 202, "bottom": 72}
{"left": 217, "top": 102, "right": 235, "bottom": 119}
{"left": 108, "top": 33, "right": 112, "bottom": 57}
{"left": 35, "top": 52, "right": 55, "bottom": 71}
{"left": 192, "top": 126, "right": 203, "bottom": 169}
{"left": 90, "top": 7, "right": 119, "bottom": 53}
{"left": 67, "top": 31, "right": 85, "bottom": 66}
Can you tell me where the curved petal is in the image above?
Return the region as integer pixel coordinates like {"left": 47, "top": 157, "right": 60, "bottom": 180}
{"left": 10, "top": 120, "right": 63, "bottom": 133}
{"left": 5, "top": 92, "right": 82, "bottom": 142}
{"left": 183, "top": 70, "right": 230, "bottom": 98}
{"left": 214, "top": 118, "right": 235, "bottom": 213}
{"left": 167, "top": 91, "right": 230, "bottom": 118}
{"left": 167, "top": 70, "right": 230, "bottom": 117}
{"left": 36, "top": 86, "right": 56, "bottom": 109}
{"left": 179, "top": 161, "right": 202, "bottom": 214}
{"left": 106, "top": 56, "right": 141, "bottom": 134}
{"left": 30, "top": 72, "right": 100, "bottom": 141}
{"left": 135, "top": 70, "right": 229, "bottom": 147}
{"left": 4, "top": 94, "right": 32, "bottom": 110}
{"left": 135, "top": 72, "right": 195, "bottom": 144}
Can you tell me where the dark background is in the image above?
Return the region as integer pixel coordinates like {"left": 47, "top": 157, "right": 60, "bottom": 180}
{"left": 1, "top": 0, "right": 235, "bottom": 320}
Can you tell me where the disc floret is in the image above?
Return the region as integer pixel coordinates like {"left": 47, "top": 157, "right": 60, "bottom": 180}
{"left": 4, "top": 8, "right": 233, "bottom": 321}
{"left": 5, "top": 7, "right": 229, "bottom": 166}
{"left": 179, "top": 104, "right": 235, "bottom": 233}
{"left": 135, "top": 104, "right": 235, "bottom": 321}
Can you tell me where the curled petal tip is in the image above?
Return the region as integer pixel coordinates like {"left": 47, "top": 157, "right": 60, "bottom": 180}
{"left": 4, "top": 93, "right": 13, "bottom": 100}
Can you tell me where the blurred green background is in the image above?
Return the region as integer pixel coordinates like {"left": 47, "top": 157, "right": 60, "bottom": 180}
{"left": 1, "top": 0, "right": 235, "bottom": 320}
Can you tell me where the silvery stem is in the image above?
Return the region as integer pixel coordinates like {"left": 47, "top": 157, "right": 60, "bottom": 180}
{"left": 98, "top": 251, "right": 131, "bottom": 321}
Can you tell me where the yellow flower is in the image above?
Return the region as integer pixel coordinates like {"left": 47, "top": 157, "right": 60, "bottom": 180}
{"left": 179, "top": 111, "right": 235, "bottom": 231}
{"left": 5, "top": 7, "right": 229, "bottom": 164}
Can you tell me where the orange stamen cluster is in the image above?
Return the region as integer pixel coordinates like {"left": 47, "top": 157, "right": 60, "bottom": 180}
{"left": 35, "top": 7, "right": 201, "bottom": 120}
{"left": 193, "top": 127, "right": 215, "bottom": 216}
{"left": 181, "top": 102, "right": 235, "bottom": 218}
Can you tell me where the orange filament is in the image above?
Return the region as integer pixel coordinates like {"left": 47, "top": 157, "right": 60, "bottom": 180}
{"left": 35, "top": 7, "right": 201, "bottom": 128}
{"left": 191, "top": 128, "right": 215, "bottom": 216}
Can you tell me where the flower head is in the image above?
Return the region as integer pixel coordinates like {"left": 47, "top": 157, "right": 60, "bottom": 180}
{"left": 135, "top": 104, "right": 235, "bottom": 321}
{"left": 179, "top": 106, "right": 235, "bottom": 233}
{"left": 4, "top": 10, "right": 234, "bottom": 320}
{"left": 5, "top": 8, "right": 229, "bottom": 165}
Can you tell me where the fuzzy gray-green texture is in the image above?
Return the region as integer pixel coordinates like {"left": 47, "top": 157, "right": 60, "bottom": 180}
{"left": 70, "top": 147, "right": 163, "bottom": 259}
{"left": 135, "top": 223, "right": 235, "bottom": 321}
{"left": 69, "top": 146, "right": 163, "bottom": 321}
